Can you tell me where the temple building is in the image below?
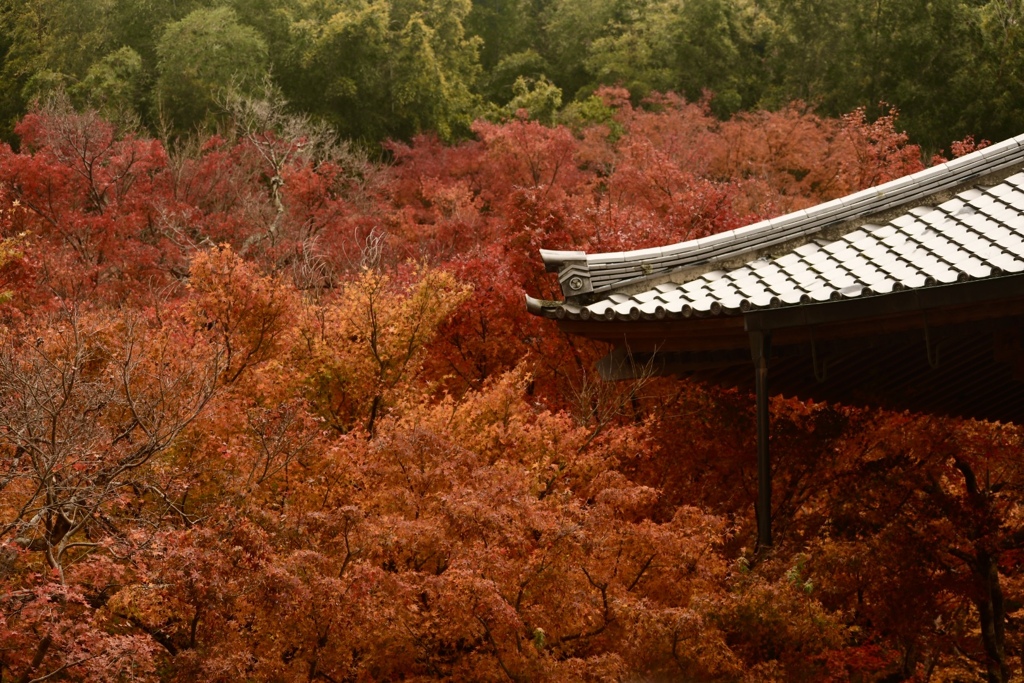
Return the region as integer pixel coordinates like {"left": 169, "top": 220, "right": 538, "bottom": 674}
{"left": 526, "top": 135, "right": 1024, "bottom": 547}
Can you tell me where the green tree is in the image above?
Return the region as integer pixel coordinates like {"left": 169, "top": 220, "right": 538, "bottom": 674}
{"left": 581, "top": 0, "right": 679, "bottom": 100}
{"left": 292, "top": 0, "right": 481, "bottom": 142}
{"left": 73, "top": 46, "right": 146, "bottom": 121}
{"left": 670, "top": 0, "right": 769, "bottom": 115}
{"left": 226, "top": 0, "right": 308, "bottom": 101}
{"left": 154, "top": 6, "right": 269, "bottom": 133}
{"left": 482, "top": 48, "right": 551, "bottom": 104}
{"left": 963, "top": 0, "right": 1024, "bottom": 147}
{"left": 104, "top": 0, "right": 212, "bottom": 65}
{"left": 540, "top": 0, "right": 619, "bottom": 98}
{"left": 0, "top": 0, "right": 114, "bottom": 138}
{"left": 484, "top": 75, "right": 563, "bottom": 123}
{"left": 541, "top": 0, "right": 766, "bottom": 114}
{"left": 466, "top": 0, "right": 545, "bottom": 71}
{"left": 757, "top": 0, "right": 985, "bottom": 149}
{"left": 756, "top": 0, "right": 850, "bottom": 108}
{"left": 465, "top": 0, "right": 551, "bottom": 102}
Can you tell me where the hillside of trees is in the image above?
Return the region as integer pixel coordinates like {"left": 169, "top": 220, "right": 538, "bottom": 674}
{"left": 0, "top": 0, "right": 1023, "bottom": 149}
{"left": 2, "top": 0, "right": 1024, "bottom": 681}
{"left": 0, "top": 89, "right": 1021, "bottom": 681}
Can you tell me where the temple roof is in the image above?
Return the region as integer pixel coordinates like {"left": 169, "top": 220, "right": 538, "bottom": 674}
{"left": 526, "top": 135, "right": 1024, "bottom": 538}
{"left": 527, "top": 135, "right": 1024, "bottom": 322}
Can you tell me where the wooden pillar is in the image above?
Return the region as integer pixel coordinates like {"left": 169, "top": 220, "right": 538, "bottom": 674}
{"left": 750, "top": 331, "right": 772, "bottom": 548}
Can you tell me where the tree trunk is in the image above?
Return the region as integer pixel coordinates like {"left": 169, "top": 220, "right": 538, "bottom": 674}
{"left": 976, "top": 549, "right": 1010, "bottom": 683}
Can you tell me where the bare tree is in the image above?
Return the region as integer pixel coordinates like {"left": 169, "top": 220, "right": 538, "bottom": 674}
{"left": 0, "top": 307, "right": 220, "bottom": 583}
{"left": 220, "top": 81, "right": 384, "bottom": 249}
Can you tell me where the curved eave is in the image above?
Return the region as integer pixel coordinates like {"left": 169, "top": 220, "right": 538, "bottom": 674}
{"left": 532, "top": 276, "right": 972, "bottom": 323}
{"left": 547, "top": 272, "right": 1024, "bottom": 361}
{"left": 556, "top": 271, "right": 1024, "bottom": 330}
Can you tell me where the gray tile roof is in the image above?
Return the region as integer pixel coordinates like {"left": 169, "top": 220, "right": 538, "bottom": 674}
{"left": 528, "top": 135, "right": 1024, "bottom": 322}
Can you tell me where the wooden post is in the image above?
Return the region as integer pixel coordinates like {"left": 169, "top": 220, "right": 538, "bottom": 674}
{"left": 750, "top": 331, "right": 772, "bottom": 548}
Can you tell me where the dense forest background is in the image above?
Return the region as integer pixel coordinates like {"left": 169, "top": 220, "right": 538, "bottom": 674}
{"left": 1, "top": 0, "right": 1023, "bottom": 148}
{"left": 3, "top": 0, "right": 1024, "bottom": 682}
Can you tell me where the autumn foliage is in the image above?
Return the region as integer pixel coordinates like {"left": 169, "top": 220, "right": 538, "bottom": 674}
{"left": 1, "top": 94, "right": 1020, "bottom": 682}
